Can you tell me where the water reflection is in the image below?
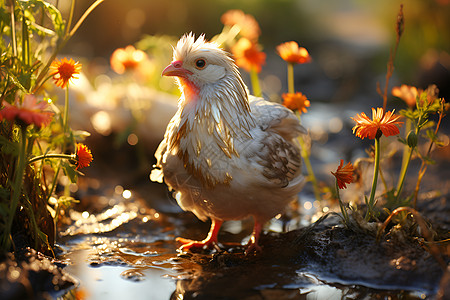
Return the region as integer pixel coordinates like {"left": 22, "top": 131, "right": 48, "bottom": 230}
{"left": 66, "top": 248, "right": 176, "bottom": 299}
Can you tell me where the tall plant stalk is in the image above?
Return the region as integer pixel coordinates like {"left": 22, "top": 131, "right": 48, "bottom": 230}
{"left": 287, "top": 62, "right": 320, "bottom": 201}
{"left": 365, "top": 136, "right": 380, "bottom": 220}
{"left": 250, "top": 67, "right": 261, "bottom": 97}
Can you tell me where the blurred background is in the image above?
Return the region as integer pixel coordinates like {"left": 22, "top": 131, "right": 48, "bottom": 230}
{"left": 65, "top": 0, "right": 450, "bottom": 95}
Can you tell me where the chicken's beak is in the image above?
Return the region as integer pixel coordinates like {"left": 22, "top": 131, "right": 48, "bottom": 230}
{"left": 162, "top": 60, "right": 193, "bottom": 77}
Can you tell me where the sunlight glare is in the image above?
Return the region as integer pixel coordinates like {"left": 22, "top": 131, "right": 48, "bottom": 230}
{"left": 304, "top": 201, "right": 313, "bottom": 210}
{"left": 122, "top": 190, "right": 132, "bottom": 199}
{"left": 91, "top": 111, "right": 112, "bottom": 135}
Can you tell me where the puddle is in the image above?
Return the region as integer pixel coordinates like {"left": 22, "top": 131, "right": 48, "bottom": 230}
{"left": 64, "top": 247, "right": 177, "bottom": 299}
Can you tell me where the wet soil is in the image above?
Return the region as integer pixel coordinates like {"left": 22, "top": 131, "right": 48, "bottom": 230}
{"left": 0, "top": 249, "right": 76, "bottom": 300}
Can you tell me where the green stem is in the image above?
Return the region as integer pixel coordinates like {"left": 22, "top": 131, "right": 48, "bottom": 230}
{"left": 397, "top": 117, "right": 411, "bottom": 186}
{"left": 287, "top": 63, "right": 294, "bottom": 94}
{"left": 295, "top": 111, "right": 320, "bottom": 201}
{"left": 396, "top": 111, "right": 422, "bottom": 200}
{"left": 395, "top": 146, "right": 413, "bottom": 200}
{"left": 3, "top": 126, "right": 28, "bottom": 250}
{"left": 287, "top": 60, "right": 319, "bottom": 200}
{"left": 21, "top": 11, "right": 26, "bottom": 65}
{"left": 365, "top": 136, "right": 381, "bottom": 221}
{"left": 336, "top": 180, "right": 350, "bottom": 227}
{"left": 45, "top": 162, "right": 61, "bottom": 204}
{"left": 298, "top": 135, "right": 320, "bottom": 200}
{"left": 63, "top": 85, "right": 70, "bottom": 142}
{"left": 61, "top": 86, "right": 71, "bottom": 197}
{"left": 28, "top": 153, "right": 75, "bottom": 164}
{"left": 9, "top": 0, "right": 17, "bottom": 57}
{"left": 250, "top": 67, "right": 261, "bottom": 97}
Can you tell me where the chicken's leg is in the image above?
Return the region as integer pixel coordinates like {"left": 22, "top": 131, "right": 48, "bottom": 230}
{"left": 176, "top": 219, "right": 223, "bottom": 250}
{"left": 245, "top": 221, "right": 262, "bottom": 254}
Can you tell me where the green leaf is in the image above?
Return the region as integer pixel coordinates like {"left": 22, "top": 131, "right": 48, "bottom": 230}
{"left": 417, "top": 117, "right": 429, "bottom": 129}
{"left": 399, "top": 108, "right": 419, "bottom": 121}
{"left": 434, "top": 140, "right": 446, "bottom": 147}
{"left": 18, "top": 0, "right": 65, "bottom": 37}
{"left": 73, "top": 130, "right": 91, "bottom": 141}
{"left": 426, "top": 100, "right": 442, "bottom": 114}
{"left": 2, "top": 67, "right": 28, "bottom": 92}
{"left": 61, "top": 160, "right": 78, "bottom": 183}
{"left": 57, "top": 195, "right": 79, "bottom": 207}
{"left": 426, "top": 129, "right": 438, "bottom": 142}
{"left": 421, "top": 156, "right": 436, "bottom": 165}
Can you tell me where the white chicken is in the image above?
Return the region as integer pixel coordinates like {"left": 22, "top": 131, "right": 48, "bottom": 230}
{"left": 151, "top": 33, "right": 305, "bottom": 253}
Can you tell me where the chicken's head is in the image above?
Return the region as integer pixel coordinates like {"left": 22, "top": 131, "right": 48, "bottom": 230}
{"left": 162, "top": 33, "right": 242, "bottom": 93}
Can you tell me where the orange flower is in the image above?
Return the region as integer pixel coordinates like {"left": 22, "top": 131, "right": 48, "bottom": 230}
{"left": 1, "top": 94, "right": 53, "bottom": 128}
{"left": 352, "top": 108, "right": 403, "bottom": 140}
{"left": 49, "top": 58, "right": 82, "bottom": 88}
{"left": 276, "top": 41, "right": 311, "bottom": 64}
{"left": 221, "top": 9, "right": 261, "bottom": 41}
{"left": 76, "top": 143, "right": 93, "bottom": 170}
{"left": 392, "top": 85, "right": 418, "bottom": 108}
{"left": 110, "top": 45, "right": 149, "bottom": 74}
{"left": 231, "top": 38, "right": 266, "bottom": 73}
{"left": 282, "top": 92, "right": 310, "bottom": 114}
{"left": 331, "top": 159, "right": 354, "bottom": 189}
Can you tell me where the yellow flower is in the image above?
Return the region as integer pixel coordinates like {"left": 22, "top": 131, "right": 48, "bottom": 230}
{"left": 49, "top": 58, "right": 82, "bottom": 88}
{"left": 352, "top": 108, "right": 403, "bottom": 140}
{"left": 282, "top": 92, "right": 310, "bottom": 114}
{"left": 276, "top": 41, "right": 311, "bottom": 64}
{"left": 231, "top": 38, "right": 266, "bottom": 73}
{"left": 221, "top": 9, "right": 261, "bottom": 41}
{"left": 331, "top": 159, "right": 354, "bottom": 189}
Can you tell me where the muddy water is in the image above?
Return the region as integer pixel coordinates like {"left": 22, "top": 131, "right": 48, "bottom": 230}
{"left": 56, "top": 183, "right": 443, "bottom": 300}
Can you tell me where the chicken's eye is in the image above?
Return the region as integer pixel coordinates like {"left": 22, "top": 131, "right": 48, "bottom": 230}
{"left": 195, "top": 59, "right": 206, "bottom": 70}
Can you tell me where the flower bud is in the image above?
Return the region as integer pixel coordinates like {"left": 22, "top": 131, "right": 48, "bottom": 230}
{"left": 407, "top": 130, "right": 417, "bottom": 148}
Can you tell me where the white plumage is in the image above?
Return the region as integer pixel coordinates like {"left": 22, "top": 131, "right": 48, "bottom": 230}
{"left": 151, "top": 33, "right": 305, "bottom": 253}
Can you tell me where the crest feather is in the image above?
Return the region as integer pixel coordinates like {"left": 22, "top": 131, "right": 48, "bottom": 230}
{"left": 174, "top": 33, "right": 225, "bottom": 61}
